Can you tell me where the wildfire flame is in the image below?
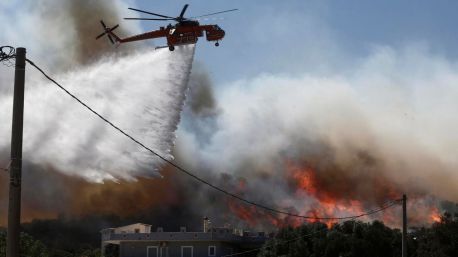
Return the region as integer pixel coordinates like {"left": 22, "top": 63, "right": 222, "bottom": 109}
{"left": 429, "top": 207, "right": 442, "bottom": 223}
{"left": 226, "top": 160, "right": 445, "bottom": 229}
{"left": 288, "top": 162, "right": 366, "bottom": 227}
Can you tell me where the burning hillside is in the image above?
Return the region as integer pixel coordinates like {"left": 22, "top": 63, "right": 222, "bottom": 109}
{"left": 174, "top": 46, "right": 458, "bottom": 230}
{"left": 0, "top": 0, "right": 457, "bottom": 236}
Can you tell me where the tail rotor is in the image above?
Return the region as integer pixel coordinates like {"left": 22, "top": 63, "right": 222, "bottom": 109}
{"left": 96, "top": 20, "right": 119, "bottom": 44}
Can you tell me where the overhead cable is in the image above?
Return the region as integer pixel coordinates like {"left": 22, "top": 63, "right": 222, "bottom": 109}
{"left": 26, "top": 58, "right": 402, "bottom": 220}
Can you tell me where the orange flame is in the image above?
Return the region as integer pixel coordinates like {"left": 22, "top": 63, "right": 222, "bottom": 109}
{"left": 228, "top": 201, "right": 259, "bottom": 227}
{"left": 288, "top": 162, "right": 366, "bottom": 227}
{"left": 430, "top": 207, "right": 442, "bottom": 223}
{"left": 223, "top": 160, "right": 444, "bottom": 229}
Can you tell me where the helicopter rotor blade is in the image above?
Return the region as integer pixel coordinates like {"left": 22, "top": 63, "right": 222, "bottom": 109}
{"left": 196, "top": 17, "right": 225, "bottom": 21}
{"left": 100, "top": 20, "right": 107, "bottom": 28}
{"left": 96, "top": 20, "right": 109, "bottom": 40}
{"left": 127, "top": 7, "right": 173, "bottom": 19}
{"left": 95, "top": 32, "right": 106, "bottom": 40}
{"left": 178, "top": 4, "right": 189, "bottom": 19}
{"left": 109, "top": 24, "right": 119, "bottom": 32}
{"left": 107, "top": 34, "right": 115, "bottom": 44}
{"left": 124, "top": 17, "right": 174, "bottom": 21}
{"left": 189, "top": 8, "right": 238, "bottom": 19}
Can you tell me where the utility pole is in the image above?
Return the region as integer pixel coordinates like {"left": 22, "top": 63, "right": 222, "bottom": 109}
{"left": 402, "top": 194, "right": 408, "bottom": 257}
{"left": 7, "top": 47, "right": 26, "bottom": 257}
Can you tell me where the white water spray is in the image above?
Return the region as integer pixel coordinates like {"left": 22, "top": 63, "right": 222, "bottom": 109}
{"left": 0, "top": 45, "right": 195, "bottom": 182}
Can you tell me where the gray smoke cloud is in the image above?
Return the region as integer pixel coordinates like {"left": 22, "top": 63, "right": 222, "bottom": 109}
{"left": 0, "top": 0, "right": 196, "bottom": 181}
{"left": 1, "top": 0, "right": 456, "bottom": 231}
{"left": 173, "top": 45, "right": 458, "bottom": 229}
{"left": 186, "top": 64, "right": 218, "bottom": 117}
{"left": 0, "top": 0, "right": 141, "bottom": 69}
{"left": 0, "top": 0, "right": 208, "bottom": 227}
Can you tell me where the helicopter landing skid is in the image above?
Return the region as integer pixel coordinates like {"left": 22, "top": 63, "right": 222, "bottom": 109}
{"left": 155, "top": 45, "right": 169, "bottom": 50}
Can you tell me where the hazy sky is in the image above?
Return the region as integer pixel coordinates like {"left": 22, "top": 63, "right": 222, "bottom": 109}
{"left": 132, "top": 0, "right": 458, "bottom": 84}
{"left": 1, "top": 0, "right": 457, "bottom": 222}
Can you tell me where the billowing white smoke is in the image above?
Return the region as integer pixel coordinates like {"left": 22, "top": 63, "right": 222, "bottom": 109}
{"left": 177, "top": 45, "right": 458, "bottom": 215}
{"left": 1, "top": 46, "right": 195, "bottom": 182}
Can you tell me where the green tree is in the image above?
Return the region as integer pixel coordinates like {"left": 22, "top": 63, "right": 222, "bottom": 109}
{"left": 0, "top": 230, "right": 49, "bottom": 257}
{"left": 413, "top": 214, "right": 458, "bottom": 257}
{"left": 258, "top": 222, "right": 328, "bottom": 257}
{"left": 258, "top": 220, "right": 403, "bottom": 257}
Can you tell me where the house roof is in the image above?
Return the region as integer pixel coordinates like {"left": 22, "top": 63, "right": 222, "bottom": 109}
{"left": 100, "top": 223, "right": 152, "bottom": 233}
{"left": 103, "top": 231, "right": 267, "bottom": 244}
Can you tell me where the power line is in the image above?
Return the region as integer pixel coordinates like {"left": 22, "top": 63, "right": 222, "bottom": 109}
{"left": 26, "top": 58, "right": 401, "bottom": 220}
{"left": 222, "top": 200, "right": 399, "bottom": 257}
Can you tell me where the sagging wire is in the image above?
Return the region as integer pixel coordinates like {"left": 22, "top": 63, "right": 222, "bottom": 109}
{"left": 26, "top": 57, "right": 403, "bottom": 221}
{"left": 25, "top": 57, "right": 403, "bottom": 220}
{"left": 2, "top": 46, "right": 394, "bottom": 221}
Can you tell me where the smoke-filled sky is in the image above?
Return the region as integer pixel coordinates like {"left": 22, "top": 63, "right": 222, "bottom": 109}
{"left": 0, "top": 0, "right": 457, "bottom": 229}
{"left": 163, "top": 0, "right": 458, "bottom": 226}
{"left": 138, "top": 0, "right": 458, "bottom": 83}
{"left": 0, "top": 0, "right": 197, "bottom": 182}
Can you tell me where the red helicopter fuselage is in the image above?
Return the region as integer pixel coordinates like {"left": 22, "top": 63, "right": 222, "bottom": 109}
{"left": 96, "top": 4, "right": 236, "bottom": 51}
{"left": 107, "top": 21, "right": 225, "bottom": 51}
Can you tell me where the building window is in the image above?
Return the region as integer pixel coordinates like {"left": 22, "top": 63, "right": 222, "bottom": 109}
{"left": 208, "top": 246, "right": 216, "bottom": 256}
{"left": 181, "top": 246, "right": 193, "bottom": 257}
{"left": 134, "top": 229, "right": 140, "bottom": 233}
{"left": 147, "top": 246, "right": 159, "bottom": 257}
{"left": 160, "top": 246, "right": 168, "bottom": 257}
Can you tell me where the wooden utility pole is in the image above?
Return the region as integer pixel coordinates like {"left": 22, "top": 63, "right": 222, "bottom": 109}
{"left": 402, "top": 194, "right": 408, "bottom": 257}
{"left": 7, "top": 47, "right": 26, "bottom": 257}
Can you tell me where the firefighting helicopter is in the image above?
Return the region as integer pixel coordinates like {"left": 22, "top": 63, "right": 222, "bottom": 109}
{"left": 96, "top": 4, "right": 237, "bottom": 51}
